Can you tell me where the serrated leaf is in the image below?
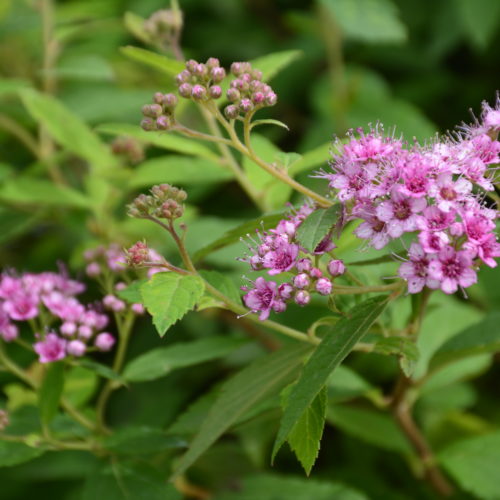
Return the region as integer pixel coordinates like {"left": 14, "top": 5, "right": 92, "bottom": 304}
{"left": 0, "top": 441, "right": 45, "bottom": 468}
{"left": 272, "top": 296, "right": 389, "bottom": 460}
{"left": 327, "top": 405, "right": 411, "bottom": 453}
{"left": 374, "top": 336, "right": 419, "bottom": 377}
{"left": 199, "top": 270, "right": 241, "bottom": 305}
{"left": 20, "top": 90, "right": 117, "bottom": 170}
{"left": 123, "top": 337, "right": 246, "bottom": 382}
{"left": 120, "top": 46, "right": 185, "bottom": 76}
{"left": 116, "top": 280, "right": 146, "bottom": 304}
{"left": 171, "top": 343, "right": 312, "bottom": 478}
{"left": 82, "top": 462, "right": 181, "bottom": 500}
{"left": 274, "top": 152, "right": 302, "bottom": 169}
{"left": 140, "top": 273, "right": 205, "bottom": 336}
{"left": 97, "top": 123, "right": 217, "bottom": 160}
{"left": 129, "top": 156, "right": 232, "bottom": 189}
{"left": 39, "top": 362, "right": 65, "bottom": 427}
{"left": 250, "top": 119, "right": 290, "bottom": 131}
{"left": 321, "top": 0, "right": 407, "bottom": 44}
{"left": 438, "top": 431, "right": 500, "bottom": 499}
{"left": 285, "top": 385, "right": 327, "bottom": 475}
{"left": 296, "top": 204, "right": 342, "bottom": 252}
{"left": 102, "top": 426, "right": 187, "bottom": 454}
{"left": 250, "top": 50, "right": 303, "bottom": 81}
{"left": 430, "top": 312, "right": 500, "bottom": 370}
{"left": 192, "top": 211, "right": 285, "bottom": 262}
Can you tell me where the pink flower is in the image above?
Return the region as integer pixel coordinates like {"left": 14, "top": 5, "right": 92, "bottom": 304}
{"left": 34, "top": 333, "right": 67, "bottom": 363}
{"left": 398, "top": 243, "right": 440, "bottom": 294}
{"left": 242, "top": 277, "right": 283, "bottom": 320}
{"left": 3, "top": 293, "right": 39, "bottom": 321}
{"left": 428, "top": 246, "right": 477, "bottom": 294}
{"left": 429, "top": 173, "right": 472, "bottom": 212}
{"left": 262, "top": 242, "right": 299, "bottom": 275}
{"left": 465, "top": 234, "right": 500, "bottom": 268}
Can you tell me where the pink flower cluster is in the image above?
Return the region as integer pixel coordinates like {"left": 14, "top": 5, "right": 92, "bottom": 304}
{"left": 0, "top": 271, "right": 115, "bottom": 363}
{"left": 317, "top": 99, "right": 500, "bottom": 294}
{"left": 240, "top": 204, "right": 345, "bottom": 320}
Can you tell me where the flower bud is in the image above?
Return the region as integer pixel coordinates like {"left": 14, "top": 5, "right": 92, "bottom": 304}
{"left": 175, "top": 70, "right": 191, "bottom": 85}
{"left": 239, "top": 98, "right": 254, "bottom": 114}
{"left": 295, "top": 290, "right": 310, "bottom": 306}
{"left": 132, "top": 303, "right": 145, "bottom": 315}
{"left": 86, "top": 262, "right": 101, "bottom": 277}
{"left": 0, "top": 410, "right": 9, "bottom": 431}
{"left": 163, "top": 93, "right": 178, "bottom": 110}
{"left": 272, "top": 300, "right": 287, "bottom": 313}
{"left": 67, "top": 340, "right": 86, "bottom": 357}
{"left": 296, "top": 258, "right": 312, "bottom": 273}
{"left": 78, "top": 325, "right": 93, "bottom": 339}
{"left": 209, "top": 85, "right": 222, "bottom": 99}
{"left": 233, "top": 79, "right": 249, "bottom": 92}
{"left": 252, "top": 92, "right": 265, "bottom": 104}
{"left": 60, "top": 322, "right": 77, "bottom": 336}
{"left": 206, "top": 57, "right": 220, "bottom": 69}
{"left": 95, "top": 333, "right": 115, "bottom": 351}
{"left": 240, "top": 73, "right": 252, "bottom": 83}
{"left": 191, "top": 84, "right": 207, "bottom": 100}
{"left": 316, "top": 278, "right": 332, "bottom": 296}
{"left": 251, "top": 69, "right": 263, "bottom": 80}
{"left": 224, "top": 104, "right": 239, "bottom": 119}
{"left": 178, "top": 83, "right": 192, "bottom": 98}
{"left": 293, "top": 273, "right": 310, "bottom": 289}
{"left": 186, "top": 59, "right": 198, "bottom": 73}
{"left": 265, "top": 92, "right": 278, "bottom": 106}
{"left": 140, "top": 118, "right": 155, "bottom": 131}
{"left": 226, "top": 88, "right": 241, "bottom": 103}
{"left": 126, "top": 241, "right": 150, "bottom": 267}
{"left": 327, "top": 259, "right": 345, "bottom": 277}
{"left": 211, "top": 67, "right": 226, "bottom": 82}
{"left": 193, "top": 63, "right": 208, "bottom": 78}
{"left": 310, "top": 267, "right": 323, "bottom": 279}
{"left": 156, "top": 115, "right": 171, "bottom": 130}
{"left": 278, "top": 282, "right": 293, "bottom": 299}
{"left": 153, "top": 92, "right": 165, "bottom": 105}
{"left": 230, "top": 62, "right": 244, "bottom": 76}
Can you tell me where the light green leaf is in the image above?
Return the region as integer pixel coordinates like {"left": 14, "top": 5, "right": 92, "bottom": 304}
{"left": 39, "top": 362, "right": 65, "bottom": 427}
{"left": 63, "top": 366, "right": 98, "bottom": 408}
{"left": 129, "top": 156, "right": 232, "bottom": 189}
{"left": 321, "top": 0, "right": 407, "bottom": 44}
{"left": 0, "top": 178, "right": 90, "bottom": 208}
{"left": 214, "top": 473, "right": 368, "bottom": 500}
{"left": 439, "top": 431, "right": 500, "bottom": 499}
{"left": 140, "top": 273, "right": 205, "bottom": 336}
{"left": 0, "top": 441, "right": 45, "bottom": 468}
{"left": 102, "top": 426, "right": 187, "bottom": 454}
{"left": 430, "top": 312, "right": 500, "bottom": 370}
{"left": 123, "top": 337, "right": 246, "bottom": 382}
{"left": 285, "top": 385, "right": 327, "bottom": 475}
{"left": 455, "top": 0, "right": 500, "bottom": 49}
{"left": 327, "top": 365, "right": 375, "bottom": 403}
{"left": 296, "top": 204, "right": 342, "bottom": 252}
{"left": 172, "top": 343, "right": 312, "bottom": 478}
{"left": 192, "top": 211, "right": 285, "bottom": 262}
{"left": 97, "top": 123, "right": 217, "bottom": 160}
{"left": 327, "top": 405, "right": 411, "bottom": 453}
{"left": 199, "top": 270, "right": 241, "bottom": 305}
{"left": 0, "top": 78, "right": 32, "bottom": 96}
{"left": 272, "top": 296, "right": 389, "bottom": 460}
{"left": 274, "top": 152, "right": 302, "bottom": 169}
{"left": 123, "top": 12, "right": 152, "bottom": 45}
{"left": 20, "top": 90, "right": 117, "bottom": 170}
{"left": 82, "top": 462, "right": 181, "bottom": 500}
{"left": 116, "top": 280, "right": 147, "bottom": 304}
{"left": 250, "top": 50, "right": 303, "bottom": 81}
{"left": 120, "top": 46, "right": 184, "bottom": 76}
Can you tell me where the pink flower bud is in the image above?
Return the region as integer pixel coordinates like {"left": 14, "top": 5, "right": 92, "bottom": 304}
{"left": 252, "top": 92, "right": 265, "bottom": 104}
{"left": 140, "top": 118, "right": 155, "bottom": 131}
{"left": 95, "top": 333, "right": 115, "bottom": 351}
{"left": 163, "top": 93, "right": 178, "bottom": 110}
{"left": 327, "top": 259, "right": 345, "bottom": 277}
{"left": 178, "top": 83, "right": 193, "bottom": 98}
{"left": 224, "top": 105, "right": 239, "bottom": 119}
{"left": 206, "top": 57, "right": 220, "bottom": 69}
{"left": 293, "top": 273, "right": 310, "bottom": 289}
{"left": 278, "top": 283, "right": 293, "bottom": 299}
{"left": 265, "top": 92, "right": 277, "bottom": 106}
{"left": 156, "top": 115, "right": 171, "bottom": 130}
{"left": 310, "top": 267, "right": 323, "bottom": 279}
{"left": 230, "top": 62, "right": 244, "bottom": 76}
{"left": 239, "top": 98, "right": 254, "bottom": 113}
{"left": 295, "top": 290, "right": 310, "bottom": 306}
{"left": 78, "top": 325, "right": 93, "bottom": 339}
{"left": 60, "top": 322, "right": 77, "bottom": 336}
{"left": 211, "top": 67, "right": 226, "bottom": 82}
{"left": 1, "top": 324, "right": 18, "bottom": 342}
{"left": 209, "top": 85, "right": 222, "bottom": 99}
{"left": 67, "top": 340, "right": 86, "bottom": 357}
{"left": 153, "top": 92, "right": 165, "bottom": 104}
{"left": 316, "top": 278, "right": 332, "bottom": 296}
{"left": 186, "top": 59, "right": 198, "bottom": 73}
{"left": 191, "top": 84, "right": 207, "bottom": 100}
{"left": 175, "top": 70, "right": 190, "bottom": 84}
{"left": 296, "top": 258, "right": 312, "bottom": 273}
{"left": 132, "top": 303, "right": 145, "bottom": 315}
{"left": 85, "top": 262, "right": 101, "bottom": 277}
{"left": 226, "top": 88, "right": 241, "bottom": 102}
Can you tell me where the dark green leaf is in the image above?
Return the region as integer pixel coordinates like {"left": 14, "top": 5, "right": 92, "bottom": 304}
{"left": 171, "top": 343, "right": 312, "bottom": 478}
{"left": 140, "top": 273, "right": 205, "bottom": 336}
{"left": 192, "top": 211, "right": 285, "bottom": 262}
{"left": 77, "top": 360, "right": 125, "bottom": 383}
{"left": 439, "top": 431, "right": 500, "bottom": 499}
{"left": 123, "top": 12, "right": 152, "bottom": 44}
{"left": 123, "top": 337, "right": 247, "bottom": 382}
{"left": 374, "top": 336, "right": 419, "bottom": 377}
{"left": 39, "top": 362, "right": 65, "bottom": 427}
{"left": 272, "top": 296, "right": 389, "bottom": 459}
{"left": 102, "top": 426, "right": 187, "bottom": 454}
{"left": 0, "top": 441, "right": 45, "bottom": 468}
{"left": 296, "top": 204, "right": 342, "bottom": 252}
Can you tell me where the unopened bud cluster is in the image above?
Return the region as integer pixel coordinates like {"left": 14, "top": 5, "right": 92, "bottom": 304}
{"left": 128, "top": 183, "right": 187, "bottom": 221}
{"left": 143, "top": 8, "right": 183, "bottom": 47}
{"left": 110, "top": 136, "right": 145, "bottom": 164}
{"left": 141, "top": 92, "right": 178, "bottom": 131}
{"left": 175, "top": 57, "right": 225, "bottom": 102}
{"left": 224, "top": 61, "right": 277, "bottom": 119}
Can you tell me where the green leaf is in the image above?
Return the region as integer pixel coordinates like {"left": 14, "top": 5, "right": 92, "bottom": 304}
{"left": 123, "top": 12, "right": 152, "bottom": 44}
{"left": 327, "top": 405, "right": 411, "bottom": 453}
{"left": 77, "top": 360, "right": 124, "bottom": 383}
{"left": 63, "top": 366, "right": 98, "bottom": 408}
{"left": 116, "top": 280, "right": 147, "bottom": 304}
{"left": 438, "top": 431, "right": 500, "bottom": 499}
{"left": 192, "top": 211, "right": 285, "bottom": 262}
{"left": 129, "top": 156, "right": 232, "bottom": 189}
{"left": 430, "top": 312, "right": 500, "bottom": 370}
{"left": 97, "top": 123, "right": 217, "bottom": 160}
{"left": 0, "top": 178, "right": 90, "bottom": 208}
{"left": 123, "top": 337, "right": 246, "bottom": 382}
{"left": 374, "top": 336, "right": 419, "bottom": 377}
{"left": 20, "top": 90, "right": 117, "bottom": 170}
{"left": 321, "top": 0, "right": 407, "bottom": 44}
{"left": 39, "top": 362, "right": 65, "bottom": 427}
{"left": 199, "top": 270, "right": 241, "bottom": 305}
{"left": 250, "top": 50, "right": 303, "bottom": 81}
{"left": 327, "top": 365, "right": 376, "bottom": 403}
{"left": 82, "top": 462, "right": 181, "bottom": 500}
{"left": 0, "top": 78, "right": 32, "bottom": 97}
{"left": 274, "top": 152, "right": 302, "bottom": 169}
{"left": 456, "top": 0, "right": 500, "bottom": 49}
{"left": 140, "top": 273, "right": 205, "bottom": 336}
{"left": 288, "top": 142, "right": 331, "bottom": 176}
{"left": 0, "top": 441, "right": 45, "bottom": 468}
{"left": 272, "top": 296, "right": 389, "bottom": 460}
{"left": 214, "top": 473, "right": 368, "bottom": 500}
{"left": 102, "top": 426, "right": 187, "bottom": 454}
{"left": 250, "top": 119, "right": 290, "bottom": 131}
{"left": 171, "top": 343, "right": 312, "bottom": 478}
{"left": 120, "top": 46, "right": 184, "bottom": 76}
{"left": 285, "top": 385, "right": 327, "bottom": 475}
{"left": 296, "top": 204, "right": 342, "bottom": 252}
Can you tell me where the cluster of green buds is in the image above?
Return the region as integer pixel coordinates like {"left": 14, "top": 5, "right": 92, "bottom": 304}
{"left": 175, "top": 57, "right": 225, "bottom": 101}
{"left": 143, "top": 8, "right": 183, "bottom": 50}
{"left": 128, "top": 184, "right": 187, "bottom": 221}
{"left": 140, "top": 93, "right": 178, "bottom": 131}
{"left": 224, "top": 61, "right": 278, "bottom": 119}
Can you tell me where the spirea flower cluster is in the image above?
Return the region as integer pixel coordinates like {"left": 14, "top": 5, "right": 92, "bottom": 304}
{"left": 316, "top": 99, "right": 500, "bottom": 295}
{"left": 0, "top": 270, "right": 114, "bottom": 362}
{"left": 240, "top": 204, "right": 345, "bottom": 320}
